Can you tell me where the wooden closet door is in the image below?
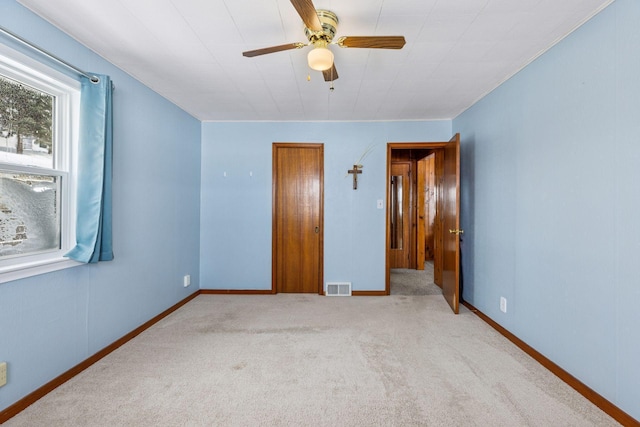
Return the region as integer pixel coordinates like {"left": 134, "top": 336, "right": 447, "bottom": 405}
{"left": 272, "top": 143, "right": 324, "bottom": 293}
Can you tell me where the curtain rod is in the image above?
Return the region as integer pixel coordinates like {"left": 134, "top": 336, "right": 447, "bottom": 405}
{"left": 0, "top": 24, "right": 100, "bottom": 84}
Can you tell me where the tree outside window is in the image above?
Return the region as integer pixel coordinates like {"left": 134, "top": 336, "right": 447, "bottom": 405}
{"left": 0, "top": 75, "right": 53, "bottom": 167}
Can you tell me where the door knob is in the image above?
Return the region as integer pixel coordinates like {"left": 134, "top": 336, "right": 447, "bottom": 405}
{"left": 315, "top": 226, "right": 319, "bottom": 233}
{"left": 449, "top": 229, "right": 464, "bottom": 235}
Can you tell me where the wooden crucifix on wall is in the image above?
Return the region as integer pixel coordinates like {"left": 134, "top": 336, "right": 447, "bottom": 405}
{"left": 348, "top": 164, "right": 362, "bottom": 190}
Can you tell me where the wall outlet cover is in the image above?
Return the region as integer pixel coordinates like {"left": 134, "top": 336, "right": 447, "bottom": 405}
{"left": 500, "top": 297, "right": 507, "bottom": 313}
{"left": 0, "top": 361, "right": 7, "bottom": 387}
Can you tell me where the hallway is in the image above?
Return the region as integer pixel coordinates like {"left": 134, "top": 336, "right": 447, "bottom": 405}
{"left": 390, "top": 261, "right": 442, "bottom": 296}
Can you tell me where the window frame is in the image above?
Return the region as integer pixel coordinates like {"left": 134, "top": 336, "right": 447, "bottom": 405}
{"left": 0, "top": 42, "right": 82, "bottom": 283}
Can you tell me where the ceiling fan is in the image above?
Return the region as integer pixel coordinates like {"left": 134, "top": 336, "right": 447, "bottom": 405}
{"left": 242, "top": 0, "right": 406, "bottom": 82}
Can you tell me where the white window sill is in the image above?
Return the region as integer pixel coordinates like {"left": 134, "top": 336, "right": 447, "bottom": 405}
{"left": 0, "top": 256, "right": 83, "bottom": 284}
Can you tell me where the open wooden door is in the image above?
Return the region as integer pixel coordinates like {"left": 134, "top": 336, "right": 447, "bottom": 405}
{"left": 416, "top": 158, "right": 426, "bottom": 270}
{"left": 442, "top": 134, "right": 462, "bottom": 313}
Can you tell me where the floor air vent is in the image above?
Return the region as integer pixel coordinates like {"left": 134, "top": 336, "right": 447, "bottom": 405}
{"left": 326, "top": 282, "right": 352, "bottom": 296}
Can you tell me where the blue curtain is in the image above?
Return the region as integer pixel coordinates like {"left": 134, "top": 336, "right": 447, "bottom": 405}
{"left": 65, "top": 74, "right": 114, "bottom": 263}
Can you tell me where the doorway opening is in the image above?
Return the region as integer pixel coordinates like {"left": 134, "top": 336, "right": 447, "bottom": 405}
{"left": 386, "top": 136, "right": 461, "bottom": 313}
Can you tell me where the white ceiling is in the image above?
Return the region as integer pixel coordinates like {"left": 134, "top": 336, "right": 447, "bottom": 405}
{"left": 18, "top": 0, "right": 613, "bottom": 122}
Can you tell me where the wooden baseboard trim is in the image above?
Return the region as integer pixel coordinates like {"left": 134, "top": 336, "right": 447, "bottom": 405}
{"left": 0, "top": 290, "right": 201, "bottom": 424}
{"left": 202, "top": 290, "right": 386, "bottom": 296}
{"left": 351, "top": 290, "right": 387, "bottom": 296}
{"left": 200, "top": 289, "right": 275, "bottom": 295}
{"left": 462, "top": 301, "right": 639, "bottom": 427}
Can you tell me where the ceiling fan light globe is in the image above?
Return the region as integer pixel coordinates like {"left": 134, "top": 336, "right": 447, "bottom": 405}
{"left": 308, "top": 47, "right": 334, "bottom": 71}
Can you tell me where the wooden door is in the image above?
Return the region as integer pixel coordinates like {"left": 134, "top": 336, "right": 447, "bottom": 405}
{"left": 272, "top": 143, "right": 323, "bottom": 293}
{"left": 416, "top": 154, "right": 436, "bottom": 270}
{"left": 433, "top": 150, "right": 444, "bottom": 287}
{"left": 424, "top": 154, "right": 436, "bottom": 261}
{"left": 389, "top": 162, "right": 410, "bottom": 268}
{"left": 416, "top": 158, "right": 426, "bottom": 270}
{"left": 442, "top": 134, "right": 461, "bottom": 313}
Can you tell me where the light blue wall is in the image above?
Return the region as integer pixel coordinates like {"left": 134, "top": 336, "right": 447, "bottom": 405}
{"left": 0, "top": 1, "right": 201, "bottom": 411}
{"left": 200, "top": 121, "right": 451, "bottom": 291}
{"left": 453, "top": 0, "right": 639, "bottom": 420}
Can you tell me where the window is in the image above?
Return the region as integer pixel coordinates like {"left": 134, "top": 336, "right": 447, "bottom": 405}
{"left": 0, "top": 43, "right": 80, "bottom": 282}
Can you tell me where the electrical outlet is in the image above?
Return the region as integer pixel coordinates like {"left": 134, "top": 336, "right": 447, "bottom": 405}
{"left": 183, "top": 274, "right": 191, "bottom": 288}
{"left": 500, "top": 297, "right": 507, "bottom": 313}
{"left": 0, "top": 362, "right": 7, "bottom": 387}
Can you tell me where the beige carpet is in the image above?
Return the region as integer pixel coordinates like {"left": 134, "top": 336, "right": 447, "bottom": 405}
{"left": 5, "top": 294, "right": 619, "bottom": 426}
{"left": 391, "top": 261, "right": 441, "bottom": 296}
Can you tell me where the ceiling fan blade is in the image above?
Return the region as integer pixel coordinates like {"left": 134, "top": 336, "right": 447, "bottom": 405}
{"left": 242, "top": 43, "right": 305, "bottom": 57}
{"left": 337, "top": 36, "right": 406, "bottom": 49}
{"left": 322, "top": 64, "right": 339, "bottom": 82}
{"left": 290, "top": 0, "right": 322, "bottom": 32}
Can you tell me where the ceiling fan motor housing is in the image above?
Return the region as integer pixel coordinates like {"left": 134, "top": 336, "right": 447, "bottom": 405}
{"left": 305, "top": 10, "right": 338, "bottom": 46}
